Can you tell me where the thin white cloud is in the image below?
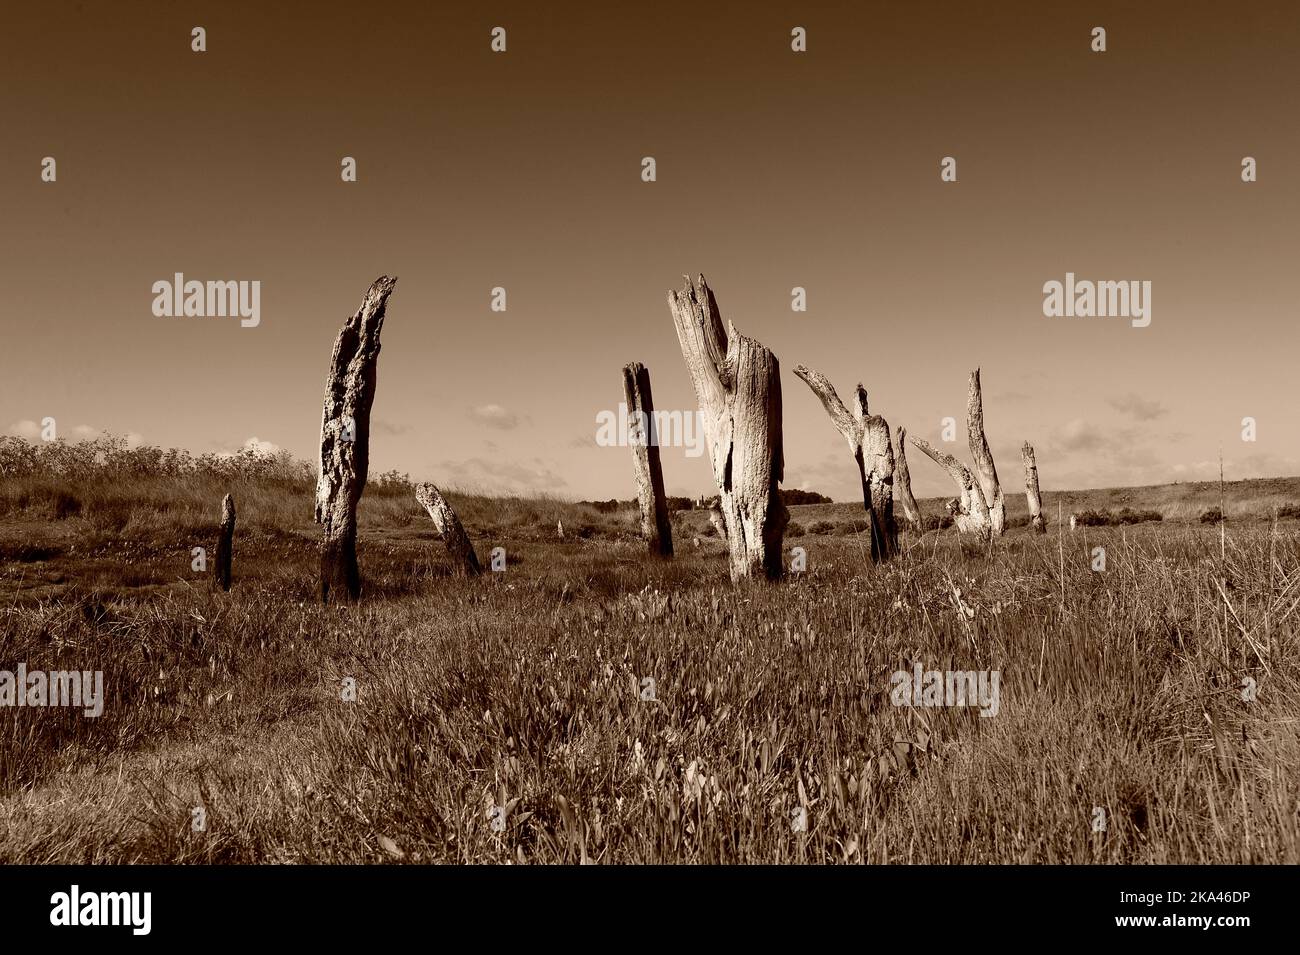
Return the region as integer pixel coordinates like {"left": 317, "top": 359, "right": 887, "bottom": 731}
{"left": 224, "top": 436, "right": 281, "bottom": 457}
{"left": 5, "top": 421, "right": 142, "bottom": 446}
{"left": 469, "top": 404, "right": 523, "bottom": 430}
{"left": 6, "top": 420, "right": 41, "bottom": 439}
{"left": 438, "top": 456, "right": 567, "bottom": 493}
{"left": 1108, "top": 392, "right": 1168, "bottom": 421}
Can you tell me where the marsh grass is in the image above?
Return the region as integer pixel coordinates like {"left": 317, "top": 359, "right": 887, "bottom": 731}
{"left": 0, "top": 442, "right": 1298, "bottom": 863}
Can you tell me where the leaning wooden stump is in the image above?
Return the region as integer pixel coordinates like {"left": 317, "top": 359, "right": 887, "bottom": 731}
{"left": 893, "top": 425, "right": 923, "bottom": 532}
{"left": 912, "top": 437, "right": 992, "bottom": 539}
{"left": 622, "top": 361, "right": 673, "bottom": 557}
{"left": 315, "top": 275, "right": 397, "bottom": 603}
{"left": 1021, "top": 441, "right": 1047, "bottom": 534}
{"left": 415, "top": 482, "right": 482, "bottom": 576}
{"left": 967, "top": 369, "right": 1005, "bottom": 536}
{"left": 667, "top": 274, "right": 787, "bottom": 581}
{"left": 792, "top": 365, "right": 897, "bottom": 562}
{"left": 214, "top": 493, "right": 235, "bottom": 591}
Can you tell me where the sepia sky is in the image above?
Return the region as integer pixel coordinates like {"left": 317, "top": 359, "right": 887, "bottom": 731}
{"left": 3, "top": 0, "right": 1297, "bottom": 502}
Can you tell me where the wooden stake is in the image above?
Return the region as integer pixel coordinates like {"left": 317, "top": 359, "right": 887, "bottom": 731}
{"left": 315, "top": 275, "right": 397, "bottom": 602}
{"left": 893, "top": 425, "right": 923, "bottom": 532}
{"left": 214, "top": 493, "right": 235, "bottom": 591}
{"left": 967, "top": 369, "right": 1005, "bottom": 535}
{"left": 792, "top": 364, "right": 898, "bottom": 561}
{"left": 415, "top": 482, "right": 482, "bottom": 576}
{"left": 1021, "top": 441, "right": 1047, "bottom": 534}
{"left": 622, "top": 362, "right": 673, "bottom": 557}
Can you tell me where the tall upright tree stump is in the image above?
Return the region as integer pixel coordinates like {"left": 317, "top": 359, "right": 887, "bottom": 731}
{"left": 1021, "top": 441, "right": 1047, "bottom": 534}
{"left": 315, "top": 275, "right": 397, "bottom": 603}
{"left": 214, "top": 493, "right": 235, "bottom": 591}
{"left": 622, "top": 362, "right": 673, "bottom": 557}
{"left": 793, "top": 365, "right": 898, "bottom": 562}
{"left": 967, "top": 369, "right": 1005, "bottom": 536}
{"left": 893, "top": 425, "right": 923, "bottom": 532}
{"left": 415, "top": 483, "right": 482, "bottom": 576}
{"left": 667, "top": 274, "right": 787, "bottom": 581}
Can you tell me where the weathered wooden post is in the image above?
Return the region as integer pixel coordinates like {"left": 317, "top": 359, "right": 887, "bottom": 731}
{"left": 214, "top": 493, "right": 235, "bottom": 591}
{"left": 792, "top": 365, "right": 897, "bottom": 561}
{"left": 893, "top": 425, "right": 923, "bottom": 532}
{"left": 912, "top": 437, "right": 992, "bottom": 539}
{"left": 667, "top": 274, "right": 787, "bottom": 581}
{"left": 1021, "top": 441, "right": 1047, "bottom": 534}
{"left": 622, "top": 362, "right": 673, "bottom": 557}
{"left": 315, "top": 275, "right": 397, "bottom": 602}
{"left": 415, "top": 482, "right": 482, "bottom": 576}
{"left": 967, "top": 368, "right": 1005, "bottom": 536}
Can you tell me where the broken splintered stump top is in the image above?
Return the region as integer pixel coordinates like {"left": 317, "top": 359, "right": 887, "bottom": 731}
{"left": 667, "top": 273, "right": 786, "bottom": 581}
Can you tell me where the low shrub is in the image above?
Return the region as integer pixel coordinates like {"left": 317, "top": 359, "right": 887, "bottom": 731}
{"left": 1076, "top": 507, "right": 1163, "bottom": 527}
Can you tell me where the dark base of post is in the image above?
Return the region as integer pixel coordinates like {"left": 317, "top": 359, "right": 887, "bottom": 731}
{"left": 214, "top": 539, "right": 232, "bottom": 591}
{"left": 868, "top": 514, "right": 898, "bottom": 563}
{"left": 862, "top": 480, "right": 899, "bottom": 564}
{"left": 320, "top": 537, "right": 360, "bottom": 603}
{"left": 649, "top": 529, "right": 674, "bottom": 558}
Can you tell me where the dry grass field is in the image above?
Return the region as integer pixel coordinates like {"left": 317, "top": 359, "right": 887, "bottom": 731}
{"left": 1, "top": 436, "right": 1297, "bottom": 863}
